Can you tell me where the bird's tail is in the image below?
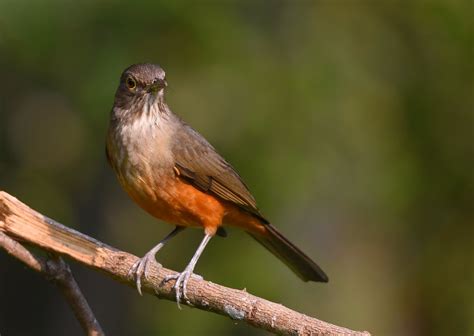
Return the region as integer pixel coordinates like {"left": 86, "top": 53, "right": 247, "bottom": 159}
{"left": 248, "top": 224, "right": 328, "bottom": 282}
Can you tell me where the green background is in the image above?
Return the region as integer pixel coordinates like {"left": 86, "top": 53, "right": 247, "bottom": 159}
{"left": 0, "top": 1, "right": 472, "bottom": 335}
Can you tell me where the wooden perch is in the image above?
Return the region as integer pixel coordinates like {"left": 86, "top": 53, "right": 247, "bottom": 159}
{"left": 0, "top": 191, "right": 370, "bottom": 335}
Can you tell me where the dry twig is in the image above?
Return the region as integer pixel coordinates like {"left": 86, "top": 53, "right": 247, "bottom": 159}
{"left": 0, "top": 231, "right": 104, "bottom": 336}
{"left": 0, "top": 191, "right": 370, "bottom": 335}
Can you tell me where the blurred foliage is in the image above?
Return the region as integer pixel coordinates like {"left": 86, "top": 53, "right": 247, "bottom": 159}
{"left": 0, "top": 1, "right": 472, "bottom": 335}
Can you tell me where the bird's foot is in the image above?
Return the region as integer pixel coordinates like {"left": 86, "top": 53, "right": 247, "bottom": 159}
{"left": 128, "top": 251, "right": 161, "bottom": 296}
{"left": 163, "top": 266, "right": 195, "bottom": 309}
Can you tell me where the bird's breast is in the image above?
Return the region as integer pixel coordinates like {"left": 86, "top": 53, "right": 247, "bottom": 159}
{"left": 107, "top": 111, "right": 176, "bottom": 201}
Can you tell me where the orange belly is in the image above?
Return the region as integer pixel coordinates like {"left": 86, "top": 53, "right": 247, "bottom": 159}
{"left": 120, "top": 171, "right": 266, "bottom": 237}
{"left": 121, "top": 171, "right": 226, "bottom": 235}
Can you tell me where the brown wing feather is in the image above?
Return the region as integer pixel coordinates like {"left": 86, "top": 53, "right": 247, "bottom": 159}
{"left": 172, "top": 123, "right": 268, "bottom": 223}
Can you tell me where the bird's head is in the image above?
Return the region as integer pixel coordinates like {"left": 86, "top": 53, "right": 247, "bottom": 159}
{"left": 113, "top": 63, "right": 168, "bottom": 115}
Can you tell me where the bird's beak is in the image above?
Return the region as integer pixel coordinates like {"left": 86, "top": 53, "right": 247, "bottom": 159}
{"left": 148, "top": 78, "right": 167, "bottom": 93}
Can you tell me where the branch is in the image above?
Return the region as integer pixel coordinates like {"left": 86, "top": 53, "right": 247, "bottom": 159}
{"left": 0, "top": 231, "right": 104, "bottom": 336}
{"left": 0, "top": 191, "right": 370, "bottom": 335}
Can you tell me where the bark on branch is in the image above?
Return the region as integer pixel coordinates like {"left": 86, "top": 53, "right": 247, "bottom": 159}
{"left": 0, "top": 191, "right": 370, "bottom": 335}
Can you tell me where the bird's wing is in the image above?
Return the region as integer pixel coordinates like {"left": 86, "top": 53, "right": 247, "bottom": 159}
{"left": 172, "top": 124, "right": 267, "bottom": 223}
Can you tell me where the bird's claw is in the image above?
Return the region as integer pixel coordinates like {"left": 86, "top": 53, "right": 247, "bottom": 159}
{"left": 128, "top": 252, "right": 161, "bottom": 296}
{"left": 163, "top": 268, "right": 194, "bottom": 309}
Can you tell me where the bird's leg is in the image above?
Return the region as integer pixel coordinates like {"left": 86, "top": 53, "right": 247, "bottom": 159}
{"left": 164, "top": 233, "right": 213, "bottom": 308}
{"left": 129, "top": 226, "right": 185, "bottom": 295}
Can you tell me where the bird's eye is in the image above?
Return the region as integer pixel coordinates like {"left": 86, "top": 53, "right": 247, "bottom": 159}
{"left": 126, "top": 77, "right": 136, "bottom": 90}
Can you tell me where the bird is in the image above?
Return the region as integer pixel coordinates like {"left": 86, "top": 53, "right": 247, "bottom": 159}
{"left": 106, "top": 63, "right": 328, "bottom": 305}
